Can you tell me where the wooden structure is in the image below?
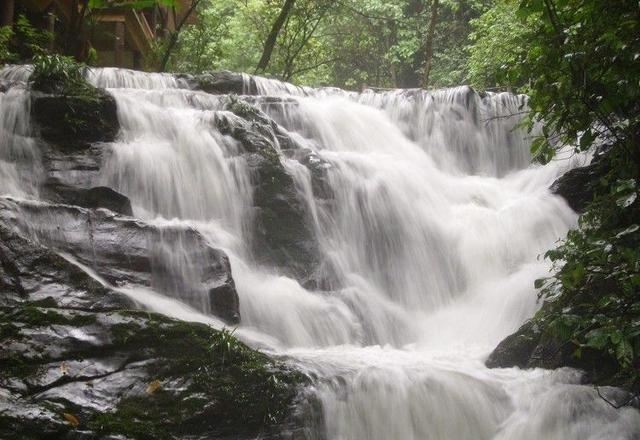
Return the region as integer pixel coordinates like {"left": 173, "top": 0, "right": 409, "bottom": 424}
{"left": 2, "top": 0, "right": 194, "bottom": 69}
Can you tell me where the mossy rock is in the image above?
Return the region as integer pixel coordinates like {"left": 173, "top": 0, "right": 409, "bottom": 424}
{"left": 0, "top": 222, "right": 312, "bottom": 440}
{"left": 31, "top": 89, "right": 119, "bottom": 150}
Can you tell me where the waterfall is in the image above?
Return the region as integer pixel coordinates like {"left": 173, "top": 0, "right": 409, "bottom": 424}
{"left": 1, "top": 66, "right": 638, "bottom": 439}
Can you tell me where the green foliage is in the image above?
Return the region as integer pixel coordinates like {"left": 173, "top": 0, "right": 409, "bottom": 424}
{"left": 466, "top": 0, "right": 530, "bottom": 88}
{"left": 536, "top": 175, "right": 640, "bottom": 388}
{"left": 510, "top": 0, "right": 640, "bottom": 390}
{"left": 161, "top": 0, "right": 490, "bottom": 88}
{"left": 13, "top": 14, "right": 52, "bottom": 60}
{"left": 163, "top": 0, "right": 234, "bottom": 73}
{"left": 0, "top": 14, "right": 51, "bottom": 63}
{"left": 30, "top": 54, "right": 92, "bottom": 95}
{"left": 0, "top": 26, "right": 16, "bottom": 64}
{"left": 508, "top": 0, "right": 640, "bottom": 164}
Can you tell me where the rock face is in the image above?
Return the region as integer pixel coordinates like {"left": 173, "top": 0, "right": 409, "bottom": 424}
{"left": 46, "top": 185, "right": 133, "bottom": 216}
{"left": 0, "top": 198, "right": 240, "bottom": 324}
{"left": 0, "top": 222, "right": 310, "bottom": 440}
{"left": 28, "top": 85, "right": 133, "bottom": 215}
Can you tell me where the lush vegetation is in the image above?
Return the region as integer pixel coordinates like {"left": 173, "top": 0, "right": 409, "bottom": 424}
{"left": 29, "top": 53, "right": 91, "bottom": 94}
{"left": 2, "top": 0, "right": 498, "bottom": 89}
{"left": 501, "top": 0, "right": 640, "bottom": 392}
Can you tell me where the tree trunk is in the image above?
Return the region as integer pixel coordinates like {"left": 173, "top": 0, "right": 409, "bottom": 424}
{"left": 422, "top": 0, "right": 439, "bottom": 88}
{"left": 1, "top": 0, "right": 15, "bottom": 27}
{"left": 158, "top": 0, "right": 203, "bottom": 72}
{"left": 256, "top": 0, "right": 296, "bottom": 72}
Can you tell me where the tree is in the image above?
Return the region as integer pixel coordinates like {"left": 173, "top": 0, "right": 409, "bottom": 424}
{"left": 156, "top": 0, "right": 205, "bottom": 71}
{"left": 169, "top": 0, "right": 234, "bottom": 73}
{"left": 421, "top": 0, "right": 438, "bottom": 87}
{"left": 256, "top": 0, "right": 296, "bottom": 72}
{"left": 466, "top": 0, "right": 530, "bottom": 89}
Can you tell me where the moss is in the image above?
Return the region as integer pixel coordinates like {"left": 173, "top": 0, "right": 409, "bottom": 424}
{"left": 13, "top": 305, "right": 97, "bottom": 328}
{"left": 0, "top": 321, "right": 20, "bottom": 339}
{"left": 0, "top": 354, "right": 45, "bottom": 380}
{"left": 28, "top": 297, "right": 58, "bottom": 308}
{"left": 1, "top": 292, "right": 305, "bottom": 439}
{"left": 0, "top": 414, "right": 70, "bottom": 440}
{"left": 93, "top": 312, "right": 307, "bottom": 439}
{"left": 89, "top": 391, "right": 205, "bottom": 440}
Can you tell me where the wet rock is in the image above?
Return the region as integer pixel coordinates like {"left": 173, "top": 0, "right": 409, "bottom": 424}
{"left": 214, "top": 102, "right": 322, "bottom": 285}
{"left": 209, "top": 281, "right": 240, "bottom": 325}
{"left": 0, "top": 217, "right": 128, "bottom": 311}
{"left": 486, "top": 317, "right": 618, "bottom": 385}
{"left": 0, "top": 80, "right": 10, "bottom": 93}
{"left": 45, "top": 184, "right": 133, "bottom": 216}
{"left": 485, "top": 320, "right": 544, "bottom": 369}
{"left": 180, "top": 70, "right": 259, "bottom": 95}
{"left": 0, "top": 218, "right": 310, "bottom": 440}
{"left": 31, "top": 89, "right": 119, "bottom": 150}
{"left": 0, "top": 198, "right": 240, "bottom": 323}
{"left": 550, "top": 151, "right": 610, "bottom": 213}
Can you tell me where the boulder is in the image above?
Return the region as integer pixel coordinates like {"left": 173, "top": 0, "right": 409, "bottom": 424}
{"left": 550, "top": 151, "right": 610, "bottom": 213}
{"left": 45, "top": 184, "right": 133, "bottom": 216}
{"left": 214, "top": 101, "right": 323, "bottom": 285}
{"left": 486, "top": 316, "right": 619, "bottom": 386}
{"left": 0, "top": 198, "right": 240, "bottom": 324}
{"left": 31, "top": 89, "right": 119, "bottom": 150}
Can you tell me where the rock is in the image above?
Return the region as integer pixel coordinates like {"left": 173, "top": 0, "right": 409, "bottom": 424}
{"left": 209, "top": 282, "right": 240, "bottom": 325}
{"left": 551, "top": 151, "right": 610, "bottom": 213}
{"left": 486, "top": 315, "right": 619, "bottom": 385}
{"left": 0, "top": 198, "right": 240, "bottom": 324}
{"left": 179, "top": 70, "right": 259, "bottom": 95}
{"left": 0, "top": 217, "right": 128, "bottom": 311}
{"left": 45, "top": 184, "right": 133, "bottom": 216}
{"left": 214, "top": 101, "right": 322, "bottom": 285}
{"left": 31, "top": 89, "right": 119, "bottom": 150}
{"left": 0, "top": 217, "right": 311, "bottom": 440}
{"left": 485, "top": 320, "right": 542, "bottom": 369}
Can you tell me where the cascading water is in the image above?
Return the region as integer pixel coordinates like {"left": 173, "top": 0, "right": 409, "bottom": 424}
{"left": 1, "top": 65, "right": 639, "bottom": 439}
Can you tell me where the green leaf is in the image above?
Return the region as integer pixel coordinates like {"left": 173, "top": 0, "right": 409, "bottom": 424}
{"left": 585, "top": 328, "right": 609, "bottom": 350}
{"left": 616, "top": 338, "right": 634, "bottom": 366}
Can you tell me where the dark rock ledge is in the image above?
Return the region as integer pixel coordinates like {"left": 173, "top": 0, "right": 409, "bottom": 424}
{"left": 0, "top": 221, "right": 314, "bottom": 440}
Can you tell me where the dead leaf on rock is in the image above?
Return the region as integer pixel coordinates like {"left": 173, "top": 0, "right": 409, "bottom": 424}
{"left": 62, "top": 412, "right": 79, "bottom": 427}
{"left": 146, "top": 379, "right": 162, "bottom": 394}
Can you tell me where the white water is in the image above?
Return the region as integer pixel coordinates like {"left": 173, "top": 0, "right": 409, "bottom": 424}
{"left": 1, "top": 66, "right": 639, "bottom": 439}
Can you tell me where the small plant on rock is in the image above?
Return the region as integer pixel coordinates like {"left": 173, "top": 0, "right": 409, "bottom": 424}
{"left": 30, "top": 54, "right": 93, "bottom": 96}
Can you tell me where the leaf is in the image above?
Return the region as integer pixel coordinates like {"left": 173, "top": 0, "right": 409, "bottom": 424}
{"left": 62, "top": 412, "right": 80, "bottom": 427}
{"left": 146, "top": 379, "right": 162, "bottom": 394}
{"left": 616, "top": 224, "right": 639, "bottom": 239}
{"left": 616, "top": 192, "right": 637, "bottom": 209}
{"left": 616, "top": 338, "right": 634, "bottom": 367}
{"left": 585, "top": 328, "right": 609, "bottom": 349}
